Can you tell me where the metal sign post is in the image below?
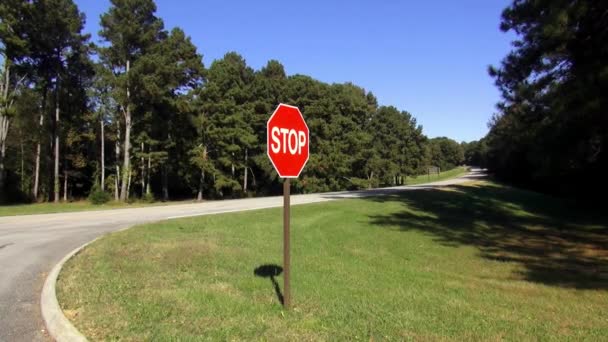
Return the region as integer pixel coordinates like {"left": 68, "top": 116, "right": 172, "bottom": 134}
{"left": 283, "top": 178, "right": 291, "bottom": 308}
{"left": 266, "top": 103, "right": 309, "bottom": 309}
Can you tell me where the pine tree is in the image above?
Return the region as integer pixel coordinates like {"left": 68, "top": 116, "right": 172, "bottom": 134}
{"left": 7, "top": 0, "right": 91, "bottom": 202}
{"left": 98, "top": 0, "right": 165, "bottom": 201}
{"left": 0, "top": 0, "right": 30, "bottom": 202}
{"left": 487, "top": 0, "right": 608, "bottom": 196}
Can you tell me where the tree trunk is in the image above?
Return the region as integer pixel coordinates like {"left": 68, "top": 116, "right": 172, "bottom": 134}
{"left": 114, "top": 167, "right": 119, "bottom": 200}
{"left": 100, "top": 118, "right": 105, "bottom": 191}
{"left": 141, "top": 141, "right": 145, "bottom": 197}
{"left": 126, "top": 167, "right": 132, "bottom": 201}
{"left": 0, "top": 61, "right": 11, "bottom": 199}
{"left": 249, "top": 167, "right": 256, "bottom": 187}
{"left": 197, "top": 169, "right": 204, "bottom": 201}
{"left": 146, "top": 152, "right": 151, "bottom": 195}
{"left": 119, "top": 106, "right": 131, "bottom": 201}
{"left": 33, "top": 110, "right": 44, "bottom": 200}
{"left": 46, "top": 134, "right": 53, "bottom": 201}
{"left": 63, "top": 169, "right": 67, "bottom": 202}
{"left": 53, "top": 90, "right": 60, "bottom": 203}
{"left": 162, "top": 164, "right": 168, "bottom": 201}
{"left": 367, "top": 171, "right": 374, "bottom": 189}
{"left": 0, "top": 115, "right": 7, "bottom": 200}
{"left": 20, "top": 133, "right": 24, "bottom": 193}
{"left": 114, "top": 119, "right": 120, "bottom": 201}
{"left": 243, "top": 148, "right": 248, "bottom": 193}
{"left": 119, "top": 60, "right": 131, "bottom": 201}
{"left": 53, "top": 103, "right": 59, "bottom": 203}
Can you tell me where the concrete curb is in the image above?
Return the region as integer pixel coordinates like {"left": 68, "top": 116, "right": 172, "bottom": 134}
{"left": 41, "top": 239, "right": 98, "bottom": 342}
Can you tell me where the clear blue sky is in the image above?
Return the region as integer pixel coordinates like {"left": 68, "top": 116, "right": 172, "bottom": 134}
{"left": 75, "top": 0, "right": 514, "bottom": 142}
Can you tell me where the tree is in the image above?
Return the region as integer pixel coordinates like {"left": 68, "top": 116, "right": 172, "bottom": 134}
{"left": 59, "top": 37, "right": 95, "bottom": 200}
{"left": 189, "top": 106, "right": 217, "bottom": 201}
{"left": 98, "top": 0, "right": 165, "bottom": 201}
{"left": 427, "top": 137, "right": 464, "bottom": 171}
{"left": 1, "top": 0, "right": 471, "bottom": 204}
{"left": 200, "top": 52, "right": 255, "bottom": 197}
{"left": 143, "top": 27, "right": 204, "bottom": 200}
{"left": 24, "top": 0, "right": 92, "bottom": 202}
{"left": 487, "top": 0, "right": 608, "bottom": 196}
{"left": 462, "top": 139, "right": 488, "bottom": 167}
{"left": 0, "top": 0, "right": 30, "bottom": 202}
{"left": 89, "top": 64, "right": 117, "bottom": 192}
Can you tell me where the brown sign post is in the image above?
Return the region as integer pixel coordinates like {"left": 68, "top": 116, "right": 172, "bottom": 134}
{"left": 266, "top": 104, "right": 309, "bottom": 309}
{"left": 283, "top": 179, "right": 291, "bottom": 308}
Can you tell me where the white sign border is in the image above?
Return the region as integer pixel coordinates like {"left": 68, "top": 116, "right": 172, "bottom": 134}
{"left": 266, "top": 103, "right": 310, "bottom": 179}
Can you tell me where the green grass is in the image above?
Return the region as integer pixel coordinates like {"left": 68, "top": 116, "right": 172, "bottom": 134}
{"left": 1, "top": 168, "right": 468, "bottom": 217}
{"left": 0, "top": 199, "right": 193, "bottom": 217}
{"left": 405, "top": 166, "right": 468, "bottom": 185}
{"left": 57, "top": 181, "right": 608, "bottom": 340}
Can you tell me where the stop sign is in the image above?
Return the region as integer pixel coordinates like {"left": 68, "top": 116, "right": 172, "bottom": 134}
{"left": 267, "top": 103, "right": 309, "bottom": 178}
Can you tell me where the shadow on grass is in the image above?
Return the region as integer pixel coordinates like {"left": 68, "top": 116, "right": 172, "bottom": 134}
{"left": 254, "top": 264, "right": 284, "bottom": 305}
{"left": 367, "top": 182, "right": 608, "bottom": 289}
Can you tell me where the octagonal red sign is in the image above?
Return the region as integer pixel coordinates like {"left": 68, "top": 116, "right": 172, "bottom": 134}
{"left": 267, "top": 103, "right": 310, "bottom": 178}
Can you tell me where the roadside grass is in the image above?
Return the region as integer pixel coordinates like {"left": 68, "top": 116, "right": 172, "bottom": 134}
{"left": 57, "top": 180, "right": 608, "bottom": 340}
{"left": 0, "top": 199, "right": 194, "bottom": 217}
{"left": 0, "top": 169, "right": 467, "bottom": 217}
{"left": 405, "top": 166, "right": 468, "bottom": 185}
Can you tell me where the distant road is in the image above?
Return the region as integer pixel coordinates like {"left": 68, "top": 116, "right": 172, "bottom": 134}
{"left": 0, "top": 169, "right": 484, "bottom": 341}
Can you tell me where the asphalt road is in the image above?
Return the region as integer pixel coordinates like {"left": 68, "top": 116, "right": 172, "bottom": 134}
{"left": 0, "top": 170, "right": 483, "bottom": 341}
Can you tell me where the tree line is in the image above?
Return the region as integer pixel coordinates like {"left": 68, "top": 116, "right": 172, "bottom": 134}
{"left": 470, "top": 0, "right": 607, "bottom": 198}
{"left": 0, "top": 0, "right": 466, "bottom": 204}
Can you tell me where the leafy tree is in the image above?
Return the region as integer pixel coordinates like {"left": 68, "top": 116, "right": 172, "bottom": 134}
{"left": 486, "top": 0, "right": 607, "bottom": 196}
{"left": 199, "top": 52, "right": 255, "bottom": 197}
{"left": 0, "top": 0, "right": 472, "bottom": 204}
{"left": 147, "top": 27, "right": 204, "bottom": 200}
{"left": 427, "top": 137, "right": 464, "bottom": 171}
{"left": 98, "top": 0, "right": 165, "bottom": 201}
{"left": 462, "top": 139, "right": 488, "bottom": 167}
{"left": 0, "top": 0, "right": 30, "bottom": 202}
{"left": 24, "top": 0, "right": 92, "bottom": 202}
{"left": 2, "top": 87, "right": 39, "bottom": 202}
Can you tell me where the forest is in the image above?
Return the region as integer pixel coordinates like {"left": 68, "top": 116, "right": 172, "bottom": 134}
{"left": 461, "top": 0, "right": 607, "bottom": 199}
{"left": 0, "top": 0, "right": 466, "bottom": 204}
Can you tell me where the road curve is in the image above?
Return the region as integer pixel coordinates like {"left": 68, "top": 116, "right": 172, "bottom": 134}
{"left": 0, "top": 170, "right": 484, "bottom": 341}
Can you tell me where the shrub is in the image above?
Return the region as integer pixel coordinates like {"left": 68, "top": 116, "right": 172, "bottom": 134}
{"left": 142, "top": 192, "right": 155, "bottom": 203}
{"left": 349, "top": 177, "right": 378, "bottom": 190}
{"left": 88, "top": 186, "right": 111, "bottom": 205}
{"left": 0, "top": 171, "right": 32, "bottom": 204}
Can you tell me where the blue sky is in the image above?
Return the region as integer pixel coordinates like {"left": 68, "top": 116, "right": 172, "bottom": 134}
{"left": 75, "top": 0, "right": 514, "bottom": 142}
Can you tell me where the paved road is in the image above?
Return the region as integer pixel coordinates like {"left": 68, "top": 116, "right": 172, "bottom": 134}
{"left": 0, "top": 170, "right": 484, "bottom": 341}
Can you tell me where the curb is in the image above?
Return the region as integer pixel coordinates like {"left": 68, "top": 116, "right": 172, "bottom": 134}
{"left": 41, "top": 238, "right": 99, "bottom": 342}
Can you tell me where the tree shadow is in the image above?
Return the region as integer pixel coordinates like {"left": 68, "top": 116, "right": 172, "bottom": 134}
{"left": 254, "top": 264, "right": 284, "bottom": 305}
{"left": 367, "top": 182, "right": 608, "bottom": 289}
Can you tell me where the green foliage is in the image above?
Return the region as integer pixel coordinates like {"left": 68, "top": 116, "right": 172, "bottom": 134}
{"left": 141, "top": 192, "right": 154, "bottom": 203}
{"left": 0, "top": 0, "right": 30, "bottom": 61}
{"left": 486, "top": 0, "right": 608, "bottom": 197}
{"left": 88, "top": 186, "right": 111, "bottom": 205}
{"left": 1, "top": 0, "right": 466, "bottom": 204}
{"left": 462, "top": 139, "right": 488, "bottom": 167}
{"left": 427, "top": 137, "right": 464, "bottom": 171}
{"left": 349, "top": 177, "right": 379, "bottom": 190}
{"left": 0, "top": 169, "right": 31, "bottom": 203}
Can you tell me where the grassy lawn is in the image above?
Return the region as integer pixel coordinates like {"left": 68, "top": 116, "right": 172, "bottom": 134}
{"left": 0, "top": 200, "right": 193, "bottom": 217}
{"left": 405, "top": 166, "right": 468, "bottom": 185}
{"left": 57, "top": 181, "right": 608, "bottom": 340}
